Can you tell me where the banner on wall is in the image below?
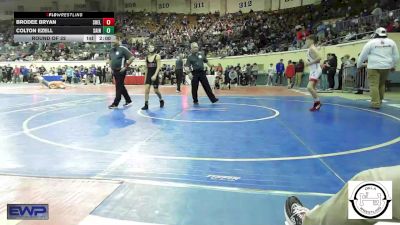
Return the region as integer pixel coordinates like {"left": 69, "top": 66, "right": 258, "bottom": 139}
{"left": 226, "top": 0, "right": 265, "bottom": 13}
{"left": 191, "top": 0, "right": 210, "bottom": 14}
{"left": 123, "top": 0, "right": 153, "bottom": 12}
{"left": 302, "top": 0, "right": 321, "bottom": 6}
{"left": 156, "top": 0, "right": 189, "bottom": 13}
{"left": 122, "top": 0, "right": 321, "bottom": 14}
{"left": 279, "top": 0, "right": 301, "bottom": 9}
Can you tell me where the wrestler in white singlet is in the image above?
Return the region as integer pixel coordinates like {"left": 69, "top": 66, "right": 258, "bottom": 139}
{"left": 307, "top": 48, "right": 322, "bottom": 82}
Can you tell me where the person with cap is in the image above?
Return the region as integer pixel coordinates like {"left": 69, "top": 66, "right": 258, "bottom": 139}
{"left": 108, "top": 35, "right": 134, "bottom": 109}
{"left": 357, "top": 27, "right": 399, "bottom": 109}
{"left": 185, "top": 42, "right": 218, "bottom": 104}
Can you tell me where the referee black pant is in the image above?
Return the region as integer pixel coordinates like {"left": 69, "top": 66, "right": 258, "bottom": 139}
{"left": 176, "top": 69, "right": 183, "bottom": 91}
{"left": 191, "top": 70, "right": 217, "bottom": 103}
{"left": 113, "top": 69, "right": 131, "bottom": 105}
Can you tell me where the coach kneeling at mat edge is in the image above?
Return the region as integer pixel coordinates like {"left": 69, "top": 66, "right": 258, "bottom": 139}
{"left": 185, "top": 42, "right": 219, "bottom": 104}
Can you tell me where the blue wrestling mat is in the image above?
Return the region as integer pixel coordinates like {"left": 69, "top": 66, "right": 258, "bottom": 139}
{"left": 1, "top": 93, "right": 399, "bottom": 224}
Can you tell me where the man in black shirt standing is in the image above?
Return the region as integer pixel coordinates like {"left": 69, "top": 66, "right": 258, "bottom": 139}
{"left": 326, "top": 53, "right": 337, "bottom": 90}
{"left": 108, "top": 35, "right": 134, "bottom": 109}
{"left": 175, "top": 54, "right": 184, "bottom": 93}
{"left": 185, "top": 42, "right": 218, "bottom": 104}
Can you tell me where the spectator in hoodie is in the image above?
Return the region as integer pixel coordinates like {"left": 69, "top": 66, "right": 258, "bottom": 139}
{"left": 285, "top": 60, "right": 296, "bottom": 89}
{"left": 276, "top": 59, "right": 285, "bottom": 86}
{"left": 296, "top": 27, "right": 306, "bottom": 49}
{"left": 21, "top": 66, "right": 29, "bottom": 82}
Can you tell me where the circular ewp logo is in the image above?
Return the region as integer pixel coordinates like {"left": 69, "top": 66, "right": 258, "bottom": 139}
{"left": 349, "top": 182, "right": 391, "bottom": 219}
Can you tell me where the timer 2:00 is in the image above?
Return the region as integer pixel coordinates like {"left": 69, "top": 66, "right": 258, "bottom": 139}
{"left": 99, "top": 36, "right": 112, "bottom": 41}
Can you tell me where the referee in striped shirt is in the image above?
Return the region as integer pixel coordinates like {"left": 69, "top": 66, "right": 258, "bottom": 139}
{"left": 108, "top": 35, "right": 134, "bottom": 109}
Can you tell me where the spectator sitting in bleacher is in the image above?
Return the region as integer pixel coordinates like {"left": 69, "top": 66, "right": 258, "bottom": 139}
{"left": 0, "top": 2, "right": 398, "bottom": 61}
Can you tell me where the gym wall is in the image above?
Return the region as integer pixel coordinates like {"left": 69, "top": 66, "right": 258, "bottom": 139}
{"left": 120, "top": 0, "right": 322, "bottom": 14}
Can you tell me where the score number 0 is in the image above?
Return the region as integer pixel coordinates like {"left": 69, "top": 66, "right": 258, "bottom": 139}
{"left": 102, "top": 18, "right": 115, "bottom": 26}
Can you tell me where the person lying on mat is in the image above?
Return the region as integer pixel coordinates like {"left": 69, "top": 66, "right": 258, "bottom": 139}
{"left": 35, "top": 75, "right": 66, "bottom": 89}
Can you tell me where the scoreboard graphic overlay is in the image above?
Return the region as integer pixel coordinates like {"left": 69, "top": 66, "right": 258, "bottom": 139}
{"left": 14, "top": 12, "right": 115, "bottom": 43}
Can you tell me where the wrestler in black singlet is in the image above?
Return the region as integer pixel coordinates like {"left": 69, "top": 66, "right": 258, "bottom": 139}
{"left": 145, "top": 55, "right": 159, "bottom": 88}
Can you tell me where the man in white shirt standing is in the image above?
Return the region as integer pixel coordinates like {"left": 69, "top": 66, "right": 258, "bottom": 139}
{"left": 266, "top": 63, "right": 275, "bottom": 86}
{"left": 357, "top": 27, "right": 399, "bottom": 109}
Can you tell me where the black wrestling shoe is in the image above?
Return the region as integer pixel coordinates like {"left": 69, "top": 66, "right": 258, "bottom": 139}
{"left": 309, "top": 101, "right": 322, "bottom": 112}
{"left": 108, "top": 104, "right": 118, "bottom": 109}
{"left": 123, "top": 101, "right": 133, "bottom": 107}
{"left": 160, "top": 100, "right": 165, "bottom": 108}
{"left": 211, "top": 98, "right": 219, "bottom": 103}
{"left": 141, "top": 103, "right": 149, "bottom": 110}
{"left": 285, "top": 196, "right": 309, "bottom": 225}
